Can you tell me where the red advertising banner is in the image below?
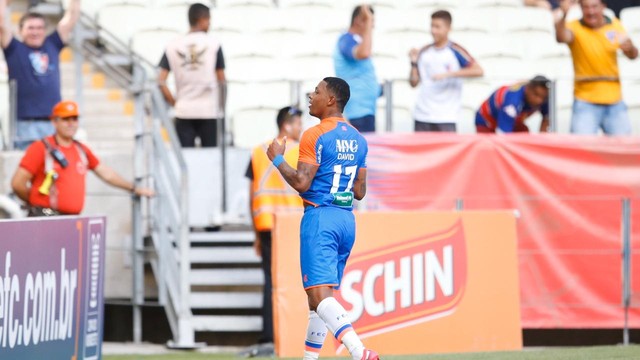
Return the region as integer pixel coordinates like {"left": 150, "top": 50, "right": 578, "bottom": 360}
{"left": 273, "top": 211, "right": 522, "bottom": 357}
{"left": 363, "top": 133, "right": 640, "bottom": 328}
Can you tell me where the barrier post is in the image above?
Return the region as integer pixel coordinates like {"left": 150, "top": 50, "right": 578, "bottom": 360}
{"left": 548, "top": 79, "right": 557, "bottom": 133}
{"left": 621, "top": 198, "right": 631, "bottom": 346}
{"left": 384, "top": 80, "right": 393, "bottom": 132}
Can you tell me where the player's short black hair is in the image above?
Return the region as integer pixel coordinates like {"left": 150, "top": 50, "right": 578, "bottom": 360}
{"left": 351, "top": 5, "right": 374, "bottom": 26}
{"left": 431, "top": 10, "right": 452, "bottom": 25}
{"left": 323, "top": 77, "right": 350, "bottom": 112}
{"left": 529, "top": 75, "right": 551, "bottom": 90}
{"left": 188, "top": 3, "right": 210, "bottom": 27}
{"left": 19, "top": 12, "right": 46, "bottom": 29}
{"left": 276, "top": 106, "right": 302, "bottom": 130}
{"left": 579, "top": 0, "right": 606, "bottom": 5}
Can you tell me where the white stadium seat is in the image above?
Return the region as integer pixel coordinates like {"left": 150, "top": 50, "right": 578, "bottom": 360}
{"left": 277, "top": 0, "right": 336, "bottom": 9}
{"left": 231, "top": 107, "right": 283, "bottom": 148}
{"left": 130, "top": 29, "right": 180, "bottom": 66}
{"left": 621, "top": 7, "right": 640, "bottom": 34}
{"left": 225, "top": 81, "right": 292, "bottom": 117}
{"left": 498, "top": 7, "right": 554, "bottom": 35}
{"left": 215, "top": 0, "right": 273, "bottom": 9}
{"left": 97, "top": 4, "right": 149, "bottom": 45}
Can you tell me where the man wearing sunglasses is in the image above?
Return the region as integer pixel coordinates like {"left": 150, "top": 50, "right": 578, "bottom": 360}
{"left": 11, "top": 100, "right": 153, "bottom": 217}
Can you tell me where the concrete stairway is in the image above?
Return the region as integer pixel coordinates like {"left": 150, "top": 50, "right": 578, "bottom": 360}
{"left": 188, "top": 229, "right": 264, "bottom": 337}
{"left": 59, "top": 54, "right": 136, "bottom": 151}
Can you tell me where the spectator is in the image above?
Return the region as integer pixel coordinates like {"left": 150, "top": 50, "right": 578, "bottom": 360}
{"left": 475, "top": 76, "right": 551, "bottom": 133}
{"left": 158, "top": 3, "right": 226, "bottom": 147}
{"left": 0, "top": 0, "right": 82, "bottom": 150}
{"left": 555, "top": 0, "right": 638, "bottom": 135}
{"left": 11, "top": 100, "right": 154, "bottom": 216}
{"left": 241, "top": 106, "right": 304, "bottom": 357}
{"left": 333, "top": 4, "right": 380, "bottom": 133}
{"left": 409, "top": 10, "right": 483, "bottom": 132}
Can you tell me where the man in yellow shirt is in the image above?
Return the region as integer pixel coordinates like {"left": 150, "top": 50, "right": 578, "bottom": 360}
{"left": 242, "top": 106, "right": 304, "bottom": 356}
{"left": 555, "top": 0, "right": 638, "bottom": 135}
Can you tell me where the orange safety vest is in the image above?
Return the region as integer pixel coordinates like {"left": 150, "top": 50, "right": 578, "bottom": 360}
{"left": 251, "top": 142, "right": 303, "bottom": 232}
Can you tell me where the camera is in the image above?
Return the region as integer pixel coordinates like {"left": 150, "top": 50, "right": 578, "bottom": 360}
{"left": 50, "top": 148, "right": 68, "bottom": 168}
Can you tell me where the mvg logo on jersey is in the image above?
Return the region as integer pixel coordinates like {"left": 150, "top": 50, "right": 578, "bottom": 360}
{"left": 335, "top": 219, "right": 467, "bottom": 344}
{"left": 336, "top": 140, "right": 358, "bottom": 153}
{"left": 336, "top": 140, "right": 358, "bottom": 160}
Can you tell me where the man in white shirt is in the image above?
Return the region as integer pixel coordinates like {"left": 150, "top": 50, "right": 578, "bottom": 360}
{"left": 409, "top": 10, "right": 483, "bottom": 132}
{"left": 158, "top": 3, "right": 226, "bottom": 147}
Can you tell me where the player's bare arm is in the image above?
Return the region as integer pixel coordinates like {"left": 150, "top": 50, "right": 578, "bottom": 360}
{"left": 267, "top": 136, "right": 318, "bottom": 193}
{"left": 353, "top": 168, "right": 367, "bottom": 200}
{"left": 0, "top": 0, "right": 13, "bottom": 49}
{"left": 57, "top": 0, "right": 81, "bottom": 43}
{"left": 555, "top": 0, "right": 574, "bottom": 44}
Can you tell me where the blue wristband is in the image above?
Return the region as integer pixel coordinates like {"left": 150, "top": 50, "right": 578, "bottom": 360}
{"left": 272, "top": 154, "right": 285, "bottom": 167}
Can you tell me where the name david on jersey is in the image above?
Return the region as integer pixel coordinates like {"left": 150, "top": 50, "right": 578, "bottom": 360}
{"left": 336, "top": 139, "right": 358, "bottom": 161}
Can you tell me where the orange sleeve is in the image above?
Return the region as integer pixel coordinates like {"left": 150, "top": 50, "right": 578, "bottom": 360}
{"left": 298, "top": 126, "right": 323, "bottom": 166}
{"left": 19, "top": 141, "right": 46, "bottom": 175}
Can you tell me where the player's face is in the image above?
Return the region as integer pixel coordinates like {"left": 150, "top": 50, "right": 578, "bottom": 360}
{"left": 199, "top": 16, "right": 211, "bottom": 32}
{"left": 525, "top": 86, "right": 548, "bottom": 108}
{"left": 580, "top": 0, "right": 605, "bottom": 28}
{"left": 430, "top": 18, "right": 450, "bottom": 44}
{"left": 20, "top": 18, "right": 46, "bottom": 48}
{"left": 308, "top": 81, "right": 329, "bottom": 118}
{"left": 53, "top": 116, "right": 79, "bottom": 141}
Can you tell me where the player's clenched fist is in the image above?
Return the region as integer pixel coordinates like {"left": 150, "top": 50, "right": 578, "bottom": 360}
{"left": 266, "top": 136, "right": 287, "bottom": 162}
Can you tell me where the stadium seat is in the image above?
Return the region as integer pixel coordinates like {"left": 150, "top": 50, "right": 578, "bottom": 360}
{"left": 462, "top": 79, "right": 494, "bottom": 115}
{"left": 146, "top": 6, "right": 191, "bottom": 33}
{"left": 458, "top": 105, "right": 477, "bottom": 134}
{"left": 450, "top": 9, "right": 494, "bottom": 36}
{"left": 405, "top": 0, "right": 464, "bottom": 10}
{"left": 130, "top": 29, "right": 181, "bottom": 67}
{"left": 216, "top": 0, "right": 273, "bottom": 9}
{"left": 499, "top": 7, "right": 554, "bottom": 35}
{"left": 376, "top": 104, "right": 413, "bottom": 133}
{"left": 97, "top": 4, "right": 149, "bottom": 46}
{"left": 211, "top": 7, "right": 276, "bottom": 34}
{"left": 534, "top": 51, "right": 573, "bottom": 80}
{"left": 391, "top": 80, "right": 418, "bottom": 111}
{"left": 231, "top": 107, "right": 283, "bottom": 148}
{"left": 470, "top": 0, "right": 521, "bottom": 8}
{"left": 620, "top": 7, "right": 640, "bottom": 34}
{"left": 277, "top": 0, "right": 335, "bottom": 8}
{"left": 554, "top": 103, "right": 572, "bottom": 134}
{"left": 80, "top": 0, "right": 150, "bottom": 20}
{"left": 153, "top": 0, "right": 211, "bottom": 7}
{"left": 277, "top": 7, "right": 346, "bottom": 36}
{"left": 284, "top": 52, "right": 335, "bottom": 81}
{"left": 225, "top": 81, "right": 292, "bottom": 118}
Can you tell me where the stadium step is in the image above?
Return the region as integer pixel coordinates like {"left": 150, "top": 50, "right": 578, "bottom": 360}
{"left": 184, "top": 229, "right": 264, "bottom": 339}
{"left": 191, "top": 315, "right": 262, "bottom": 332}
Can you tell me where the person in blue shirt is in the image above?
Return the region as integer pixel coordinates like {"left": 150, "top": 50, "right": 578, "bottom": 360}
{"left": 476, "top": 75, "right": 551, "bottom": 133}
{"left": 0, "top": 0, "right": 82, "bottom": 150}
{"left": 334, "top": 4, "right": 380, "bottom": 133}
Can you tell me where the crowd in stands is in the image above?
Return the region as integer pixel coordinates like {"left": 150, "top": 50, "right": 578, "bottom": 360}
{"left": 1, "top": 0, "right": 639, "bottom": 149}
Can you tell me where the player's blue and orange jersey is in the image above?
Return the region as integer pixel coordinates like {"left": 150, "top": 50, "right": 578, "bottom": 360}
{"left": 475, "top": 83, "right": 549, "bottom": 133}
{"left": 298, "top": 117, "right": 368, "bottom": 211}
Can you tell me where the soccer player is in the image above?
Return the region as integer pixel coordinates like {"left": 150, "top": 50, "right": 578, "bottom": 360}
{"left": 266, "top": 77, "right": 377, "bottom": 360}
